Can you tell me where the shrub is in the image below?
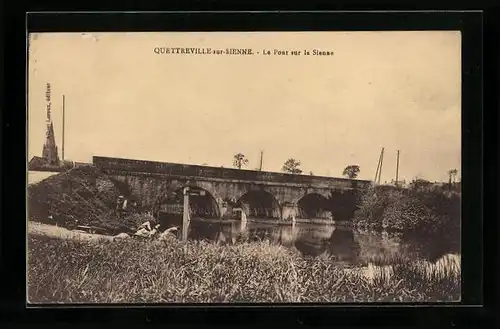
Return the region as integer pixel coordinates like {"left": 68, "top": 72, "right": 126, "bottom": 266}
{"left": 27, "top": 166, "right": 146, "bottom": 234}
{"left": 353, "top": 187, "right": 460, "bottom": 237}
{"left": 381, "top": 194, "right": 437, "bottom": 231}
{"left": 352, "top": 188, "right": 390, "bottom": 229}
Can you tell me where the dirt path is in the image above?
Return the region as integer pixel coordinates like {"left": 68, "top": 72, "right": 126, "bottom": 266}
{"left": 28, "top": 221, "right": 114, "bottom": 242}
{"left": 28, "top": 171, "right": 60, "bottom": 185}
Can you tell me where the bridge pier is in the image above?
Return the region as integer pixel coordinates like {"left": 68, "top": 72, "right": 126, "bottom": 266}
{"left": 215, "top": 197, "right": 224, "bottom": 219}
{"left": 221, "top": 202, "right": 228, "bottom": 218}
{"left": 281, "top": 202, "right": 298, "bottom": 221}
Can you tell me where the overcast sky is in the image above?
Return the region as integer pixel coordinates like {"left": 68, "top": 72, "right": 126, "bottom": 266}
{"left": 28, "top": 31, "right": 461, "bottom": 182}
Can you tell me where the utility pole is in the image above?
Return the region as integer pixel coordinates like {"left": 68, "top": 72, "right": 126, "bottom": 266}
{"left": 62, "top": 95, "right": 65, "bottom": 161}
{"left": 182, "top": 187, "right": 190, "bottom": 242}
{"left": 374, "top": 147, "right": 384, "bottom": 184}
{"left": 259, "top": 150, "right": 263, "bottom": 171}
{"left": 395, "top": 150, "right": 400, "bottom": 187}
{"left": 378, "top": 148, "right": 385, "bottom": 185}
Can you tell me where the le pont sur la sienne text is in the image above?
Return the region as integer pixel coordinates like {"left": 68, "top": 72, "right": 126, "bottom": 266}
{"left": 153, "top": 47, "right": 334, "bottom": 56}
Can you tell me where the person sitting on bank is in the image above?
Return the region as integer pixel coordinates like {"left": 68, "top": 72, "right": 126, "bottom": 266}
{"left": 135, "top": 221, "right": 159, "bottom": 238}
{"left": 139, "top": 220, "right": 152, "bottom": 231}
{"left": 149, "top": 224, "right": 161, "bottom": 237}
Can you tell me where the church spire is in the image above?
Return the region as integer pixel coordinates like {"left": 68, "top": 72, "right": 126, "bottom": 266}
{"left": 42, "top": 83, "right": 59, "bottom": 166}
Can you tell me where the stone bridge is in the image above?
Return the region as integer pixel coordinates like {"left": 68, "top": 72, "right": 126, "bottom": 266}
{"left": 93, "top": 156, "right": 372, "bottom": 221}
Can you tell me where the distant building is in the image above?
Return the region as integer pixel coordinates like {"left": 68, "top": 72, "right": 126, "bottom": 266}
{"left": 28, "top": 121, "right": 61, "bottom": 171}
{"left": 74, "top": 161, "right": 91, "bottom": 168}
{"left": 28, "top": 156, "right": 48, "bottom": 169}
{"left": 390, "top": 179, "right": 407, "bottom": 188}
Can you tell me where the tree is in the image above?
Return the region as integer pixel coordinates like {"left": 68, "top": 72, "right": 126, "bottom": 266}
{"left": 448, "top": 168, "right": 458, "bottom": 192}
{"left": 410, "top": 178, "right": 432, "bottom": 190}
{"left": 233, "top": 153, "right": 249, "bottom": 170}
{"left": 309, "top": 171, "right": 314, "bottom": 176}
{"left": 448, "top": 169, "right": 458, "bottom": 183}
{"left": 342, "top": 165, "right": 360, "bottom": 179}
{"left": 61, "top": 160, "right": 75, "bottom": 171}
{"left": 282, "top": 158, "right": 302, "bottom": 174}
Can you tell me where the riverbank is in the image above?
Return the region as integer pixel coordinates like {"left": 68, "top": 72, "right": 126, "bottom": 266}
{"left": 28, "top": 221, "right": 114, "bottom": 242}
{"left": 27, "top": 232, "right": 460, "bottom": 303}
{"left": 28, "top": 170, "right": 61, "bottom": 185}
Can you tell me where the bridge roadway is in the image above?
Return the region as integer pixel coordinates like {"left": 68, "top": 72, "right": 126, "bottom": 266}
{"left": 93, "top": 156, "right": 372, "bottom": 220}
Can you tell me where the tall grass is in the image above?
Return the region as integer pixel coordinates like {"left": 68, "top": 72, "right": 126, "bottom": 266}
{"left": 356, "top": 254, "right": 461, "bottom": 299}
{"left": 28, "top": 234, "right": 460, "bottom": 304}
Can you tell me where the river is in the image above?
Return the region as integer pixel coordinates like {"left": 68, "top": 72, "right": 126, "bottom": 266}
{"left": 27, "top": 170, "right": 460, "bottom": 266}
{"left": 167, "top": 218, "right": 460, "bottom": 266}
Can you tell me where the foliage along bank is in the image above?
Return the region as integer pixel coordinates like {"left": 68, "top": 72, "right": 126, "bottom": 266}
{"left": 352, "top": 185, "right": 460, "bottom": 258}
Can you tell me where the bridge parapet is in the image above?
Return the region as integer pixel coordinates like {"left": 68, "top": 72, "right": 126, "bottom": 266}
{"left": 93, "top": 156, "right": 372, "bottom": 189}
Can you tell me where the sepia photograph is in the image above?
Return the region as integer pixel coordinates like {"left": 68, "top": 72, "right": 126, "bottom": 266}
{"left": 27, "top": 31, "right": 461, "bottom": 304}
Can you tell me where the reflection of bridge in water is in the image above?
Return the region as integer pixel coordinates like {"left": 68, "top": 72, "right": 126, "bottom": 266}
{"left": 185, "top": 220, "right": 458, "bottom": 266}
{"left": 186, "top": 220, "right": 361, "bottom": 261}
{"left": 94, "top": 156, "right": 371, "bottom": 222}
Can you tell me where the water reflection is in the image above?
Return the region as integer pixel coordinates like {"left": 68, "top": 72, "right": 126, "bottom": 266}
{"left": 326, "top": 229, "right": 361, "bottom": 262}
{"left": 165, "top": 218, "right": 459, "bottom": 265}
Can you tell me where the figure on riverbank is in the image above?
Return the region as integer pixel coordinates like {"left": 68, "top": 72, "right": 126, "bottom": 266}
{"left": 134, "top": 221, "right": 160, "bottom": 238}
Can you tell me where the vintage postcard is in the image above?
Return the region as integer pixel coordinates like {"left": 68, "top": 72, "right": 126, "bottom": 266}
{"left": 27, "top": 31, "right": 461, "bottom": 304}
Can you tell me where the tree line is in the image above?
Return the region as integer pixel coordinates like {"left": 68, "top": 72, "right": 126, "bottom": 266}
{"left": 231, "top": 153, "right": 459, "bottom": 185}
{"left": 232, "top": 153, "right": 361, "bottom": 179}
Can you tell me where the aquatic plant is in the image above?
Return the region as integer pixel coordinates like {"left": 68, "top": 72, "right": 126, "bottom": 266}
{"left": 27, "top": 234, "right": 460, "bottom": 304}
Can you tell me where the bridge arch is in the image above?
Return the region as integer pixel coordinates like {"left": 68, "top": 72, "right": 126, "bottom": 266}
{"left": 296, "top": 192, "right": 332, "bottom": 219}
{"left": 237, "top": 190, "right": 282, "bottom": 219}
{"left": 157, "top": 185, "right": 223, "bottom": 219}
{"left": 185, "top": 180, "right": 224, "bottom": 206}
{"left": 183, "top": 185, "right": 223, "bottom": 218}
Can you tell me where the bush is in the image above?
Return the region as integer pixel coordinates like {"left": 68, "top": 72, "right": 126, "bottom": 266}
{"left": 382, "top": 194, "right": 437, "bottom": 231}
{"left": 27, "top": 166, "right": 141, "bottom": 234}
{"left": 353, "top": 187, "right": 460, "bottom": 237}
{"left": 352, "top": 188, "right": 389, "bottom": 229}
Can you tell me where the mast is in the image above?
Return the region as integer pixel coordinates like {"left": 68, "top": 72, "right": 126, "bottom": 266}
{"left": 259, "top": 150, "right": 263, "bottom": 171}
{"left": 62, "top": 94, "right": 65, "bottom": 161}
{"left": 395, "top": 150, "right": 400, "bottom": 187}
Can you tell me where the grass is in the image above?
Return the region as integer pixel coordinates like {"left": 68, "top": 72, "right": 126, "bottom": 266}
{"left": 27, "top": 234, "right": 460, "bottom": 304}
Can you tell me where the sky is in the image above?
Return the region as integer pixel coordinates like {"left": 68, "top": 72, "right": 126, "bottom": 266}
{"left": 27, "top": 31, "right": 461, "bottom": 182}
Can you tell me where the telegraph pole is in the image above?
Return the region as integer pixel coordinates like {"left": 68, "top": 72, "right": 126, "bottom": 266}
{"left": 259, "top": 150, "right": 263, "bottom": 171}
{"left": 182, "top": 187, "right": 190, "bottom": 242}
{"left": 62, "top": 95, "right": 65, "bottom": 161}
{"left": 395, "top": 150, "right": 400, "bottom": 187}
{"left": 374, "top": 147, "right": 384, "bottom": 184}
{"left": 378, "top": 148, "right": 385, "bottom": 185}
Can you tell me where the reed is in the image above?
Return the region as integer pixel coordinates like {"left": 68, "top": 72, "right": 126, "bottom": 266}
{"left": 27, "top": 234, "right": 460, "bottom": 304}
